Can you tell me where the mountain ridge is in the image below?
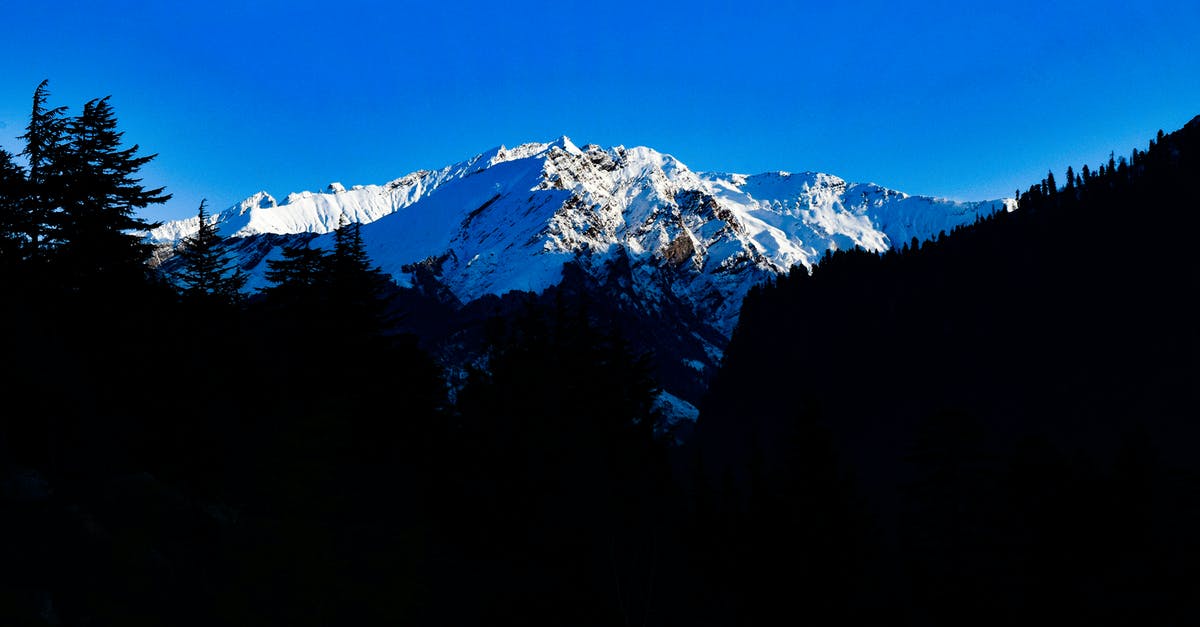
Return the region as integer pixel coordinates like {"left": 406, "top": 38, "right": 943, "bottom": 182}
{"left": 148, "top": 137, "right": 1012, "bottom": 417}
{"left": 149, "top": 137, "right": 1012, "bottom": 340}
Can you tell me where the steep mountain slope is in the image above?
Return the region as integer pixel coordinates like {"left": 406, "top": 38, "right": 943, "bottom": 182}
{"left": 150, "top": 137, "right": 1009, "bottom": 410}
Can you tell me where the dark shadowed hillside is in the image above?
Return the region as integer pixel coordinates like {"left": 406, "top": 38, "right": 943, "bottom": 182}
{"left": 692, "top": 116, "right": 1200, "bottom": 624}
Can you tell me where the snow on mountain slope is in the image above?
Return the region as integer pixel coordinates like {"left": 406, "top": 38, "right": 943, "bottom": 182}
{"left": 144, "top": 142, "right": 546, "bottom": 244}
{"left": 151, "top": 136, "right": 1011, "bottom": 336}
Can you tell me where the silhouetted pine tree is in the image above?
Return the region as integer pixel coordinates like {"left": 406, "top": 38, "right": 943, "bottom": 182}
{"left": 173, "top": 199, "right": 246, "bottom": 304}
{"left": 260, "top": 221, "right": 395, "bottom": 342}
{"left": 328, "top": 217, "right": 393, "bottom": 339}
{"left": 50, "top": 96, "right": 169, "bottom": 291}
{"left": 17, "top": 79, "right": 68, "bottom": 264}
{"left": 262, "top": 242, "right": 328, "bottom": 299}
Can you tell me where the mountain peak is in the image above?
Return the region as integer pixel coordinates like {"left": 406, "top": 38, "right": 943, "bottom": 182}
{"left": 243, "top": 191, "right": 276, "bottom": 211}
{"left": 549, "top": 135, "right": 582, "bottom": 155}
{"left": 494, "top": 136, "right": 584, "bottom": 162}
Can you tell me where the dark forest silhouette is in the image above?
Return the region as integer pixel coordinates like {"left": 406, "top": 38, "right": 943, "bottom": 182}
{"left": 696, "top": 114, "right": 1200, "bottom": 625}
{"left": 1, "top": 81, "right": 1197, "bottom": 625}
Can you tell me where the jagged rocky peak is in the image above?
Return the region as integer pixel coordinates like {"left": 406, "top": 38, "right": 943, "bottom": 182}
{"left": 547, "top": 135, "right": 583, "bottom": 155}
{"left": 246, "top": 191, "right": 276, "bottom": 210}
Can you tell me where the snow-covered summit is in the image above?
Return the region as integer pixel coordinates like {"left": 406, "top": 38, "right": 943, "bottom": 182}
{"left": 150, "top": 138, "right": 1011, "bottom": 335}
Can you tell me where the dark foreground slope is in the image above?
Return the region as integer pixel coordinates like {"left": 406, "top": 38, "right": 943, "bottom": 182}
{"left": 694, "top": 117, "right": 1200, "bottom": 624}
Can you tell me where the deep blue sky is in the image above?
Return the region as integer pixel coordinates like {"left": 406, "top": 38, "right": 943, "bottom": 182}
{"left": 2, "top": 0, "right": 1197, "bottom": 222}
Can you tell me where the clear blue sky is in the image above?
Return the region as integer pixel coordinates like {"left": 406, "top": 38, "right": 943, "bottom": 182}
{"left": 2, "top": 0, "right": 1197, "bottom": 222}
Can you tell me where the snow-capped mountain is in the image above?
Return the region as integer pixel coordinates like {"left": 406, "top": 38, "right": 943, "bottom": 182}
{"left": 150, "top": 136, "right": 1011, "bottom": 342}
{"left": 150, "top": 137, "right": 1011, "bottom": 421}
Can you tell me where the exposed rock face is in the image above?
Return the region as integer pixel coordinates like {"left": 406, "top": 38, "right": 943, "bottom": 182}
{"left": 662, "top": 234, "right": 696, "bottom": 267}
